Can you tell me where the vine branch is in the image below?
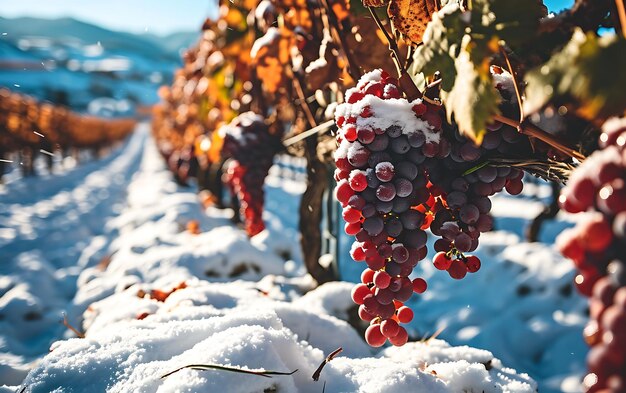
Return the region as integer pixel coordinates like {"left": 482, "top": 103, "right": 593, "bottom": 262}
{"left": 493, "top": 114, "right": 586, "bottom": 162}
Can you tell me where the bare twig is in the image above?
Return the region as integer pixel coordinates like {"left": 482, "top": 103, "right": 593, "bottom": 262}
{"left": 293, "top": 76, "right": 317, "bottom": 128}
{"left": 368, "top": 7, "right": 403, "bottom": 77}
{"left": 282, "top": 120, "right": 335, "bottom": 147}
{"left": 493, "top": 114, "right": 586, "bottom": 162}
{"left": 312, "top": 347, "right": 343, "bottom": 381}
{"left": 499, "top": 48, "right": 524, "bottom": 122}
{"left": 62, "top": 313, "right": 85, "bottom": 338}
{"left": 161, "top": 363, "right": 298, "bottom": 379}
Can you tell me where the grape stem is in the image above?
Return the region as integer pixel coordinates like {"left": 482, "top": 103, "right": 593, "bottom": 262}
{"left": 493, "top": 114, "right": 586, "bottom": 162}
{"left": 499, "top": 47, "right": 524, "bottom": 123}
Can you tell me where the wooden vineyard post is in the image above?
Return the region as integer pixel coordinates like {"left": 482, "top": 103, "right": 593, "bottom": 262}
{"left": 320, "top": 161, "right": 341, "bottom": 280}
{"left": 299, "top": 134, "right": 340, "bottom": 285}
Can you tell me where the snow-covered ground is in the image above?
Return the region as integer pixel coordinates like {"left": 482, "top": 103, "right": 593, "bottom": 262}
{"left": 1, "top": 125, "right": 587, "bottom": 392}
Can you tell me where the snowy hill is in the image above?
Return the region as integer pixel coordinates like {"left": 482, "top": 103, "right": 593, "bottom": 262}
{"left": 0, "top": 17, "right": 191, "bottom": 60}
{"left": 0, "top": 17, "right": 198, "bottom": 112}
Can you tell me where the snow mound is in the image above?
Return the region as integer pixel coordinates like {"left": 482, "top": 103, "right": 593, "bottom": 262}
{"left": 5, "top": 124, "right": 538, "bottom": 393}
{"left": 21, "top": 286, "right": 536, "bottom": 393}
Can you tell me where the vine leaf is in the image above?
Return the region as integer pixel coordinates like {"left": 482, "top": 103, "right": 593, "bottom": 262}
{"left": 524, "top": 29, "right": 626, "bottom": 121}
{"left": 443, "top": 40, "right": 500, "bottom": 144}
{"left": 387, "top": 0, "right": 440, "bottom": 44}
{"left": 409, "top": 4, "right": 465, "bottom": 90}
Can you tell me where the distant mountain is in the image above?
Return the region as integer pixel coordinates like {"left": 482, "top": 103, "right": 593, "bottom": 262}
{"left": 0, "top": 16, "right": 202, "bottom": 111}
{"left": 0, "top": 16, "right": 198, "bottom": 61}
{"left": 141, "top": 31, "right": 200, "bottom": 58}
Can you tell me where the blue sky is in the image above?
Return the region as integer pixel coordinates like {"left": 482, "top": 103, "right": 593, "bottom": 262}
{"left": 0, "top": 0, "right": 218, "bottom": 35}
{"left": 0, "top": 0, "right": 573, "bottom": 35}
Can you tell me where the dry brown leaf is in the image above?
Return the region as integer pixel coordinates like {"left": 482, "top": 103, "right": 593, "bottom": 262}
{"left": 387, "top": 0, "right": 439, "bottom": 44}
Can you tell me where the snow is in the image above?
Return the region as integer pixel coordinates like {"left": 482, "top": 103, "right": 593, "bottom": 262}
{"left": 0, "top": 124, "right": 586, "bottom": 392}
{"left": 336, "top": 95, "right": 441, "bottom": 143}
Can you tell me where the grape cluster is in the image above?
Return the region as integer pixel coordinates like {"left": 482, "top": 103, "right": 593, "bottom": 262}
{"left": 558, "top": 117, "right": 626, "bottom": 392}
{"left": 424, "top": 120, "right": 529, "bottom": 279}
{"left": 334, "top": 69, "right": 444, "bottom": 347}
{"left": 334, "top": 69, "right": 540, "bottom": 347}
{"left": 221, "top": 112, "right": 283, "bottom": 237}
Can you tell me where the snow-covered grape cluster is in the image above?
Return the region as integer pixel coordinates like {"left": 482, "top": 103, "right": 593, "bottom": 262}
{"left": 221, "top": 112, "right": 282, "bottom": 237}
{"left": 333, "top": 69, "right": 534, "bottom": 347}
{"left": 557, "top": 117, "right": 626, "bottom": 392}
{"left": 334, "top": 70, "right": 440, "bottom": 346}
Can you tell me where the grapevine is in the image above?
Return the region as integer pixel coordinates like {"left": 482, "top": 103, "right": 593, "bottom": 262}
{"left": 0, "top": 89, "right": 135, "bottom": 180}
{"left": 147, "top": 0, "right": 626, "bottom": 386}
{"left": 220, "top": 112, "right": 283, "bottom": 236}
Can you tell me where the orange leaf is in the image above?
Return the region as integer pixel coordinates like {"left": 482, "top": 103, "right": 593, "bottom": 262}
{"left": 387, "top": 0, "right": 439, "bottom": 44}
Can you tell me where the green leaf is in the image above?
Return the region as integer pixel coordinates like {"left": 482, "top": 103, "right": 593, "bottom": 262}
{"left": 524, "top": 29, "right": 626, "bottom": 121}
{"left": 409, "top": 4, "right": 466, "bottom": 90}
{"left": 443, "top": 37, "right": 500, "bottom": 143}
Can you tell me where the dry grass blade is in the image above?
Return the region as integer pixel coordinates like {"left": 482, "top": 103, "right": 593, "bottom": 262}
{"left": 62, "top": 313, "right": 85, "bottom": 339}
{"left": 422, "top": 325, "right": 446, "bottom": 342}
{"left": 161, "top": 363, "right": 298, "bottom": 379}
{"left": 312, "top": 347, "right": 343, "bottom": 381}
